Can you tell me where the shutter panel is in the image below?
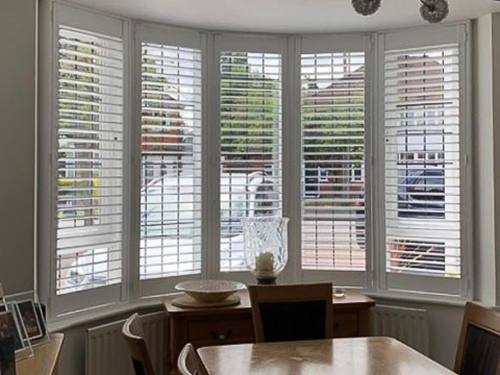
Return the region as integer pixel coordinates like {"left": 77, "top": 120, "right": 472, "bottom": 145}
{"left": 301, "top": 52, "right": 366, "bottom": 271}
{"left": 140, "top": 43, "right": 202, "bottom": 279}
{"left": 384, "top": 44, "right": 461, "bottom": 278}
{"left": 219, "top": 52, "right": 283, "bottom": 272}
{"left": 56, "top": 26, "right": 124, "bottom": 295}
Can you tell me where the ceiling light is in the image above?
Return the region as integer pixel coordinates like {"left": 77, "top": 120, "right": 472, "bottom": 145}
{"left": 420, "top": 0, "right": 449, "bottom": 23}
{"left": 351, "top": 0, "right": 450, "bottom": 24}
{"left": 351, "top": 0, "right": 382, "bottom": 16}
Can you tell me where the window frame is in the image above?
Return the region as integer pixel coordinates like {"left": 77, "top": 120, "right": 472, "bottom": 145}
{"left": 295, "top": 34, "right": 374, "bottom": 289}
{"left": 133, "top": 24, "right": 209, "bottom": 298}
{"left": 374, "top": 24, "right": 473, "bottom": 299}
{"left": 39, "top": 2, "right": 474, "bottom": 321}
{"left": 211, "top": 33, "right": 290, "bottom": 285}
{"left": 39, "top": 2, "right": 131, "bottom": 319}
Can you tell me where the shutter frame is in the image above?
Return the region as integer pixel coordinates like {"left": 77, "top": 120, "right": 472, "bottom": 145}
{"left": 300, "top": 50, "right": 367, "bottom": 280}
{"left": 139, "top": 40, "right": 203, "bottom": 287}
{"left": 379, "top": 25, "right": 470, "bottom": 297}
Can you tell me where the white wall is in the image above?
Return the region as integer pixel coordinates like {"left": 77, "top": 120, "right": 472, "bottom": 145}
{"left": 0, "top": 0, "right": 37, "bottom": 294}
{"left": 473, "top": 13, "right": 497, "bottom": 304}
{"left": 492, "top": 13, "right": 500, "bottom": 305}
{"left": 472, "top": 12, "right": 500, "bottom": 305}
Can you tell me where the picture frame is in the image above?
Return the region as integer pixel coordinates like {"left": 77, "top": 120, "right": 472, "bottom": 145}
{"left": 0, "top": 304, "right": 33, "bottom": 361}
{"left": 0, "top": 312, "right": 23, "bottom": 352}
{"left": 16, "top": 301, "right": 43, "bottom": 340}
{"left": 0, "top": 337, "right": 16, "bottom": 375}
{"left": 3, "top": 291, "right": 49, "bottom": 346}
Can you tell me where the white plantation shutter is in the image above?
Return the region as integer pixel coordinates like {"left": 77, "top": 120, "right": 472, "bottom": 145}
{"left": 300, "top": 52, "right": 366, "bottom": 273}
{"left": 383, "top": 35, "right": 464, "bottom": 294}
{"left": 140, "top": 43, "right": 202, "bottom": 280}
{"left": 56, "top": 25, "right": 124, "bottom": 295}
{"left": 219, "top": 51, "right": 282, "bottom": 272}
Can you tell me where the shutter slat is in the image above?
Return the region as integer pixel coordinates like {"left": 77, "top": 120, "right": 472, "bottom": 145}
{"left": 384, "top": 45, "right": 462, "bottom": 279}
{"left": 140, "top": 42, "right": 202, "bottom": 280}
{"left": 56, "top": 25, "right": 124, "bottom": 295}
{"left": 301, "top": 51, "right": 366, "bottom": 272}
{"left": 219, "top": 51, "right": 283, "bottom": 272}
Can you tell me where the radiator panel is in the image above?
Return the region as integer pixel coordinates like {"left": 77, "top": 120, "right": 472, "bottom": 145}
{"left": 372, "top": 304, "right": 429, "bottom": 356}
{"left": 85, "top": 311, "right": 167, "bottom": 375}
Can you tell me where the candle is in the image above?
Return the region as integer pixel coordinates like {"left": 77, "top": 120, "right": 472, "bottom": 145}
{"left": 255, "top": 251, "right": 275, "bottom": 278}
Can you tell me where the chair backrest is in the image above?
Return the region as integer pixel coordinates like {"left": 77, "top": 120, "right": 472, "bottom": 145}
{"left": 454, "top": 302, "right": 500, "bottom": 375}
{"left": 248, "top": 283, "right": 333, "bottom": 343}
{"left": 122, "top": 313, "right": 156, "bottom": 375}
{"left": 178, "top": 343, "right": 205, "bottom": 375}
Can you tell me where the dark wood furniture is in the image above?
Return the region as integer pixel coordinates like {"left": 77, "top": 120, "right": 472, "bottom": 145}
{"left": 17, "top": 334, "right": 64, "bottom": 375}
{"left": 164, "top": 289, "right": 374, "bottom": 366}
{"left": 248, "top": 283, "right": 333, "bottom": 342}
{"left": 123, "top": 313, "right": 169, "bottom": 375}
{"left": 454, "top": 302, "right": 500, "bottom": 375}
{"left": 198, "top": 337, "right": 455, "bottom": 375}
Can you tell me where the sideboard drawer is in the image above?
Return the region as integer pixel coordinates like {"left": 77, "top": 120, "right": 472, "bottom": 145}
{"left": 188, "top": 318, "right": 255, "bottom": 347}
{"left": 333, "top": 311, "right": 359, "bottom": 338}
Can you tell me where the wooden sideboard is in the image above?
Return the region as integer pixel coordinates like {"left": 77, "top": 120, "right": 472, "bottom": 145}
{"left": 164, "top": 290, "right": 374, "bottom": 366}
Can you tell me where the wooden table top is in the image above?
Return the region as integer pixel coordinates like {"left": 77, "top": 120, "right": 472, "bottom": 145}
{"left": 17, "top": 334, "right": 64, "bottom": 375}
{"left": 164, "top": 289, "right": 374, "bottom": 317}
{"left": 198, "top": 337, "right": 455, "bottom": 375}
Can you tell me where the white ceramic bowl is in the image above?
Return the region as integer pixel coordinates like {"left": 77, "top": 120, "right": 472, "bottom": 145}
{"left": 175, "top": 280, "right": 246, "bottom": 303}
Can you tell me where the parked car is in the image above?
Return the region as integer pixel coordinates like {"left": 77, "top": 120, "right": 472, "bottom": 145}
{"left": 355, "top": 168, "right": 445, "bottom": 249}
{"left": 397, "top": 169, "right": 444, "bottom": 219}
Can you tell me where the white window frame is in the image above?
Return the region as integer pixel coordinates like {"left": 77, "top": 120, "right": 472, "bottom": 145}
{"left": 211, "top": 34, "right": 290, "bottom": 285}
{"left": 374, "top": 24, "right": 473, "bottom": 299}
{"left": 38, "top": 2, "right": 474, "bottom": 320}
{"left": 133, "top": 24, "right": 209, "bottom": 298}
{"left": 295, "top": 34, "right": 374, "bottom": 289}
{"left": 38, "top": 2, "right": 131, "bottom": 319}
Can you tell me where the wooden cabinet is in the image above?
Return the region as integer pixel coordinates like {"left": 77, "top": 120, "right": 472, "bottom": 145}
{"left": 164, "top": 290, "right": 374, "bottom": 366}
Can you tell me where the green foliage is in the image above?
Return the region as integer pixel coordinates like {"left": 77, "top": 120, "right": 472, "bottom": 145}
{"left": 220, "top": 53, "right": 280, "bottom": 158}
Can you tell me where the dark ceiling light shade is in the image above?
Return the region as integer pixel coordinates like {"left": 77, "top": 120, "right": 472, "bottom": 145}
{"left": 352, "top": 0, "right": 382, "bottom": 16}
{"left": 420, "top": 0, "right": 449, "bottom": 23}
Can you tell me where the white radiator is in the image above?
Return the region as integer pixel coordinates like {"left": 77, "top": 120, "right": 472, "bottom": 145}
{"left": 372, "top": 305, "right": 429, "bottom": 356}
{"left": 85, "top": 311, "right": 168, "bottom": 375}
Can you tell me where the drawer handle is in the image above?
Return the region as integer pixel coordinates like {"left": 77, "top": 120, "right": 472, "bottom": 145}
{"left": 210, "top": 329, "right": 233, "bottom": 341}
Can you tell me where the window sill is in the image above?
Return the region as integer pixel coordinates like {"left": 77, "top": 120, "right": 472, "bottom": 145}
{"left": 48, "top": 293, "right": 182, "bottom": 332}
{"left": 365, "top": 290, "right": 468, "bottom": 308}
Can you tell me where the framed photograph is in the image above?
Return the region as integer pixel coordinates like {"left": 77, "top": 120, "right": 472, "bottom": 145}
{"left": 0, "top": 337, "right": 16, "bottom": 375}
{"left": 16, "top": 301, "right": 42, "bottom": 340}
{"left": 0, "top": 312, "right": 22, "bottom": 352}
{"left": 33, "top": 303, "right": 47, "bottom": 339}
{"left": 3, "top": 291, "right": 49, "bottom": 346}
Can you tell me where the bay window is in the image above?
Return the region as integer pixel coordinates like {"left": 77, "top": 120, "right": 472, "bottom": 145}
{"left": 39, "top": 2, "right": 472, "bottom": 320}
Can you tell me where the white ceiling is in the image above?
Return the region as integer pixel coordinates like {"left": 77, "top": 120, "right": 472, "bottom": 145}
{"left": 72, "top": 0, "right": 500, "bottom": 33}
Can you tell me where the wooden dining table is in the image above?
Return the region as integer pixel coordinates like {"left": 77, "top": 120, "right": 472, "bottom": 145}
{"left": 197, "top": 337, "right": 455, "bottom": 375}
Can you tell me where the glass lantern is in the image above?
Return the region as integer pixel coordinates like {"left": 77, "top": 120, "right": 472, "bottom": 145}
{"left": 241, "top": 217, "right": 289, "bottom": 285}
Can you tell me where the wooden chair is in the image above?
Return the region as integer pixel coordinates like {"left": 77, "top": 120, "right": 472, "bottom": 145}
{"left": 178, "top": 343, "right": 205, "bottom": 375}
{"left": 248, "top": 283, "right": 333, "bottom": 343}
{"left": 454, "top": 302, "right": 500, "bottom": 375}
{"left": 122, "top": 313, "right": 157, "bottom": 375}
